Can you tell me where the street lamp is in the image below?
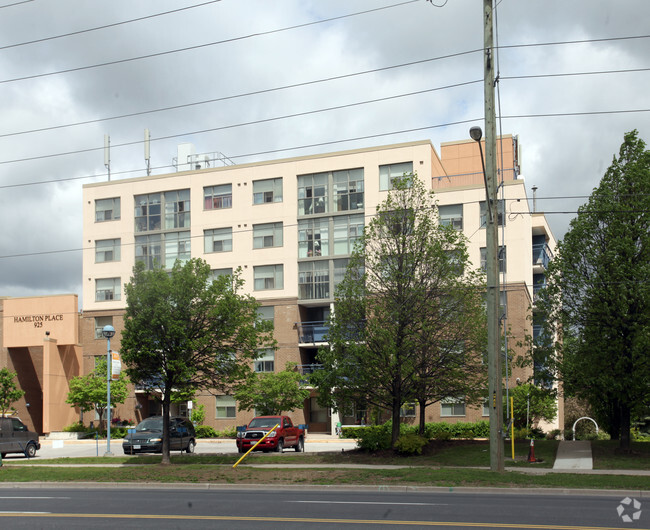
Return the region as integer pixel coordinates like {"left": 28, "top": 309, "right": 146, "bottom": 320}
{"left": 102, "top": 324, "right": 116, "bottom": 457}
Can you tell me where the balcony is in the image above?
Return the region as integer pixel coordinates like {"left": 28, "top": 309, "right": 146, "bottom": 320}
{"left": 297, "top": 321, "right": 329, "bottom": 344}
{"left": 297, "top": 363, "right": 323, "bottom": 375}
{"left": 532, "top": 243, "right": 553, "bottom": 270}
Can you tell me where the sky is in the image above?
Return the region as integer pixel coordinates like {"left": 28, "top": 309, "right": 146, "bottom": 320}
{"left": 0, "top": 0, "right": 648, "bottom": 305}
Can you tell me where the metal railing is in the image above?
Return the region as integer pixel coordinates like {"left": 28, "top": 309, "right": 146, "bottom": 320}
{"left": 296, "top": 321, "right": 329, "bottom": 343}
{"left": 532, "top": 243, "right": 553, "bottom": 268}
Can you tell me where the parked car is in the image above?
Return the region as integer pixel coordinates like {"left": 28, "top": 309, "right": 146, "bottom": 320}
{"left": 236, "top": 415, "right": 305, "bottom": 453}
{"left": 122, "top": 416, "right": 196, "bottom": 454}
{"left": 0, "top": 417, "right": 40, "bottom": 458}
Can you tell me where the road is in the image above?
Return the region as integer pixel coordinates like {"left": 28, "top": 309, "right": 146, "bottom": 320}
{"left": 8, "top": 436, "right": 357, "bottom": 459}
{"left": 0, "top": 486, "right": 646, "bottom": 529}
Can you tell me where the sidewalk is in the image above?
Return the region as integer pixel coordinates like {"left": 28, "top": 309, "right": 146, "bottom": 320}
{"left": 553, "top": 440, "right": 593, "bottom": 470}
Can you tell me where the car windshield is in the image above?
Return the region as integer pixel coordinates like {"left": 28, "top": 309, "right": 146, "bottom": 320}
{"left": 248, "top": 417, "right": 281, "bottom": 429}
{"left": 136, "top": 417, "right": 162, "bottom": 432}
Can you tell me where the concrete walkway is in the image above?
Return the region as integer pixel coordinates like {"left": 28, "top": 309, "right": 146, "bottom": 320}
{"left": 553, "top": 440, "right": 593, "bottom": 470}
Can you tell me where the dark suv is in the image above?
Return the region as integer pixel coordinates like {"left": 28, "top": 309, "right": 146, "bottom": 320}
{"left": 122, "top": 416, "right": 196, "bottom": 454}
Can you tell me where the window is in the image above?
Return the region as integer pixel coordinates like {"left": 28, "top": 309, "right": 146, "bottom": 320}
{"left": 299, "top": 261, "right": 330, "bottom": 300}
{"left": 164, "top": 231, "right": 191, "bottom": 268}
{"left": 333, "top": 258, "right": 350, "bottom": 290}
{"left": 95, "top": 278, "right": 121, "bottom": 302}
{"left": 254, "top": 265, "right": 284, "bottom": 290}
{"left": 253, "top": 178, "right": 283, "bottom": 204}
{"left": 257, "top": 306, "right": 274, "bottom": 325}
{"left": 253, "top": 222, "right": 283, "bottom": 249}
{"left": 298, "top": 218, "right": 329, "bottom": 257}
{"left": 333, "top": 168, "right": 364, "bottom": 212}
{"left": 94, "top": 316, "right": 113, "bottom": 339}
{"left": 164, "top": 189, "right": 190, "bottom": 229}
{"left": 333, "top": 215, "right": 364, "bottom": 255}
{"left": 210, "top": 268, "right": 233, "bottom": 281}
{"left": 439, "top": 204, "right": 463, "bottom": 230}
{"left": 215, "top": 395, "right": 236, "bottom": 419}
{"left": 480, "top": 246, "right": 507, "bottom": 273}
{"left": 95, "top": 197, "right": 121, "bottom": 222}
{"left": 479, "top": 200, "right": 505, "bottom": 227}
{"left": 204, "top": 184, "right": 232, "bottom": 210}
{"left": 95, "top": 239, "right": 121, "bottom": 263}
{"left": 380, "top": 209, "right": 413, "bottom": 237}
{"left": 254, "top": 349, "right": 275, "bottom": 372}
{"left": 482, "top": 399, "right": 490, "bottom": 417}
{"left": 310, "top": 397, "right": 328, "bottom": 423}
{"left": 135, "top": 234, "right": 161, "bottom": 270}
{"left": 134, "top": 193, "right": 162, "bottom": 232}
{"left": 297, "top": 172, "right": 328, "bottom": 215}
{"left": 135, "top": 232, "right": 190, "bottom": 270}
{"left": 379, "top": 162, "right": 413, "bottom": 190}
{"left": 204, "top": 228, "right": 232, "bottom": 253}
{"left": 441, "top": 398, "right": 466, "bottom": 417}
{"left": 400, "top": 403, "right": 416, "bottom": 418}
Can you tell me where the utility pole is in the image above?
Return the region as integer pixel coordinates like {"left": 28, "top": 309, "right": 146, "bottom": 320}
{"left": 483, "top": 0, "right": 504, "bottom": 472}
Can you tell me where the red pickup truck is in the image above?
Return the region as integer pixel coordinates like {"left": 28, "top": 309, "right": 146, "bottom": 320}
{"left": 236, "top": 415, "right": 306, "bottom": 453}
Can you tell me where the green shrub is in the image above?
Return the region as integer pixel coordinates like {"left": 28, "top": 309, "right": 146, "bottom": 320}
{"left": 111, "top": 427, "right": 127, "bottom": 439}
{"left": 215, "top": 426, "right": 237, "bottom": 438}
{"left": 195, "top": 425, "right": 218, "bottom": 438}
{"left": 546, "top": 429, "right": 562, "bottom": 440}
{"left": 355, "top": 425, "right": 392, "bottom": 451}
{"left": 433, "top": 430, "right": 452, "bottom": 441}
{"left": 394, "top": 433, "right": 428, "bottom": 455}
{"left": 63, "top": 421, "right": 89, "bottom": 433}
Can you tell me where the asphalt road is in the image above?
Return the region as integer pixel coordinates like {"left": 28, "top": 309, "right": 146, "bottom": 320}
{"left": 0, "top": 486, "right": 645, "bottom": 529}
{"left": 9, "top": 437, "right": 357, "bottom": 460}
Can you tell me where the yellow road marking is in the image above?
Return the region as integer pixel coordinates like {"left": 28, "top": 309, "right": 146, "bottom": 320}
{"left": 0, "top": 512, "right": 645, "bottom": 529}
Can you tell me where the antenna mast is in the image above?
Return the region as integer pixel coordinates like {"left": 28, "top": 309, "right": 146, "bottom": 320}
{"left": 104, "top": 134, "right": 111, "bottom": 181}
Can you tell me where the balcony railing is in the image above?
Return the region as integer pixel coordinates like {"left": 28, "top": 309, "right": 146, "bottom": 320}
{"left": 297, "top": 364, "right": 323, "bottom": 375}
{"left": 532, "top": 243, "right": 553, "bottom": 269}
{"left": 297, "top": 321, "right": 329, "bottom": 343}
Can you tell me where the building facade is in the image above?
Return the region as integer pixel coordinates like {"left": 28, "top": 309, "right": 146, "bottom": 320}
{"left": 76, "top": 136, "right": 561, "bottom": 434}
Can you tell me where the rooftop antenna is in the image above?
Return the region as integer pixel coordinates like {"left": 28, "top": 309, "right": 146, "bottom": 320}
{"left": 104, "top": 134, "right": 111, "bottom": 181}
{"left": 144, "top": 129, "right": 151, "bottom": 176}
{"left": 532, "top": 185, "right": 538, "bottom": 213}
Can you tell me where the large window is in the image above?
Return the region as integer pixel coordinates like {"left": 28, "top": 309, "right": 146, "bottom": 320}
{"left": 135, "top": 234, "right": 161, "bottom": 269}
{"left": 480, "top": 246, "right": 507, "bottom": 273}
{"left": 94, "top": 316, "right": 113, "bottom": 339}
{"left": 298, "top": 218, "right": 329, "bottom": 258}
{"left": 204, "top": 228, "right": 233, "bottom": 253}
{"left": 254, "top": 349, "right": 275, "bottom": 373}
{"left": 254, "top": 265, "right": 284, "bottom": 291}
{"left": 333, "top": 168, "right": 364, "bottom": 212}
{"left": 215, "top": 395, "right": 236, "bottom": 419}
{"left": 441, "top": 398, "right": 466, "bottom": 417}
{"left": 257, "top": 306, "right": 274, "bottom": 325}
{"left": 134, "top": 193, "right": 162, "bottom": 232}
{"left": 95, "top": 197, "right": 121, "bottom": 222}
{"left": 253, "top": 178, "right": 283, "bottom": 204}
{"left": 95, "top": 238, "right": 121, "bottom": 263}
{"left": 379, "top": 162, "right": 413, "bottom": 190}
{"left": 299, "top": 261, "right": 330, "bottom": 300}
{"left": 439, "top": 204, "right": 463, "bottom": 230}
{"left": 204, "top": 184, "right": 232, "bottom": 210}
{"left": 164, "top": 231, "right": 191, "bottom": 268}
{"left": 135, "top": 232, "right": 190, "bottom": 270}
{"left": 164, "top": 190, "right": 190, "bottom": 229}
{"left": 210, "top": 268, "right": 233, "bottom": 281}
{"left": 95, "top": 278, "right": 121, "bottom": 302}
{"left": 333, "top": 215, "right": 364, "bottom": 255}
{"left": 253, "top": 222, "right": 283, "bottom": 249}
{"left": 298, "top": 173, "right": 328, "bottom": 215}
{"left": 479, "top": 200, "right": 505, "bottom": 227}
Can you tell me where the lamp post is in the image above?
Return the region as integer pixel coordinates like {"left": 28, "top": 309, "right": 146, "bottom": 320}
{"left": 102, "top": 324, "right": 116, "bottom": 456}
{"left": 470, "top": 125, "right": 504, "bottom": 472}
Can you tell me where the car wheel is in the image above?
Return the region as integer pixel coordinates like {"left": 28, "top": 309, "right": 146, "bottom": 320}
{"left": 185, "top": 439, "right": 196, "bottom": 454}
{"left": 295, "top": 437, "right": 304, "bottom": 452}
{"left": 275, "top": 439, "right": 284, "bottom": 453}
{"left": 25, "top": 443, "right": 37, "bottom": 458}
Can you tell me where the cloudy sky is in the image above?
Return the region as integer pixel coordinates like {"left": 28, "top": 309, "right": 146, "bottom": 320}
{"left": 0, "top": 0, "right": 648, "bottom": 305}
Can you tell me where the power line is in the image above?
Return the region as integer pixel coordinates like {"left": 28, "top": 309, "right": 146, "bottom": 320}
{"left": 0, "top": 0, "right": 33, "bottom": 8}
{"left": 0, "top": 1, "right": 223, "bottom": 51}
{"left": 0, "top": 0, "right": 420, "bottom": 85}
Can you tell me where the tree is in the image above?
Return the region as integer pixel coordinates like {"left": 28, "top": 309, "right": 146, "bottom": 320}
{"left": 234, "top": 363, "right": 310, "bottom": 416}
{"left": 536, "top": 131, "right": 650, "bottom": 451}
{"left": 506, "top": 383, "right": 557, "bottom": 430}
{"left": 313, "top": 174, "right": 487, "bottom": 446}
{"left": 0, "top": 368, "right": 25, "bottom": 417}
{"left": 120, "top": 259, "right": 273, "bottom": 464}
{"left": 65, "top": 358, "right": 129, "bottom": 431}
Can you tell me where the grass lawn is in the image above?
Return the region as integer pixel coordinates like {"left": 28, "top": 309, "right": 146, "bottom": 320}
{"left": 1, "top": 439, "right": 647, "bottom": 490}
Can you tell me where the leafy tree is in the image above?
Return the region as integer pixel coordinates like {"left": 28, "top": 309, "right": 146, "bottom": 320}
{"left": 313, "top": 174, "right": 487, "bottom": 446}
{"left": 0, "top": 368, "right": 25, "bottom": 417}
{"left": 506, "top": 383, "right": 557, "bottom": 429}
{"left": 536, "top": 131, "right": 650, "bottom": 450}
{"left": 120, "top": 259, "right": 273, "bottom": 464}
{"left": 65, "top": 358, "right": 129, "bottom": 431}
{"left": 234, "top": 363, "right": 310, "bottom": 416}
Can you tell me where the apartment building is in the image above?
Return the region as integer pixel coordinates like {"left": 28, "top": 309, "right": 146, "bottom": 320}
{"left": 79, "top": 137, "right": 560, "bottom": 434}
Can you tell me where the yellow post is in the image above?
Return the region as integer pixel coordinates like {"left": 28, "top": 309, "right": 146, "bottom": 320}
{"left": 232, "top": 423, "right": 279, "bottom": 468}
{"left": 510, "top": 396, "right": 515, "bottom": 460}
